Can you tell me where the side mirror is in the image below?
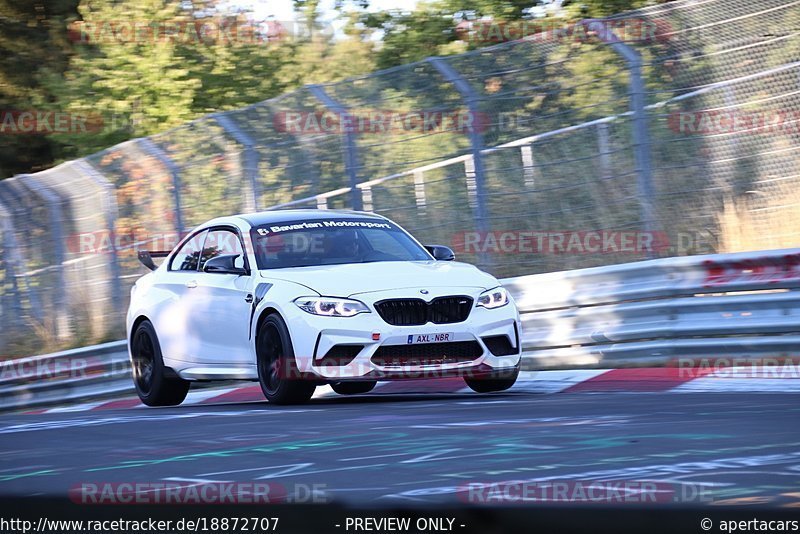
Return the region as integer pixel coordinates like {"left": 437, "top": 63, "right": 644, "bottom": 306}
{"left": 424, "top": 245, "right": 455, "bottom": 261}
{"left": 203, "top": 254, "right": 249, "bottom": 275}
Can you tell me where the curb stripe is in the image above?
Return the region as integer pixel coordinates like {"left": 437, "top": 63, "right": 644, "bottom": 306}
{"left": 93, "top": 398, "right": 143, "bottom": 410}
{"left": 200, "top": 385, "right": 264, "bottom": 404}
{"left": 22, "top": 365, "right": 800, "bottom": 414}
{"left": 510, "top": 369, "right": 609, "bottom": 394}
{"left": 563, "top": 367, "right": 717, "bottom": 393}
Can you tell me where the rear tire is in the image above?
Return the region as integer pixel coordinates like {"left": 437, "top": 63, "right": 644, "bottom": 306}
{"left": 131, "top": 320, "right": 190, "bottom": 407}
{"left": 331, "top": 381, "right": 377, "bottom": 395}
{"left": 256, "top": 314, "right": 316, "bottom": 405}
{"left": 464, "top": 366, "right": 519, "bottom": 393}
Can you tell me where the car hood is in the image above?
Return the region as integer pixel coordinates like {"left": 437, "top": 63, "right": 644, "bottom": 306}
{"left": 259, "top": 261, "right": 498, "bottom": 297}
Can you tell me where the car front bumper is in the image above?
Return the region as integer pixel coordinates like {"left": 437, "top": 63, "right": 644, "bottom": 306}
{"left": 284, "top": 288, "right": 522, "bottom": 381}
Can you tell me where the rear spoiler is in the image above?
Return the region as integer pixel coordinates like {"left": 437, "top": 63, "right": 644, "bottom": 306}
{"left": 137, "top": 250, "right": 171, "bottom": 271}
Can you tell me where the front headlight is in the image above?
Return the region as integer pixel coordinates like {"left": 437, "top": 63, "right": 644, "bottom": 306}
{"left": 294, "top": 296, "right": 370, "bottom": 317}
{"left": 476, "top": 287, "right": 509, "bottom": 309}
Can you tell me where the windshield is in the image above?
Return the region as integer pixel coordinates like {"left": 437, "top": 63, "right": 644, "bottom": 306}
{"left": 250, "top": 218, "right": 432, "bottom": 269}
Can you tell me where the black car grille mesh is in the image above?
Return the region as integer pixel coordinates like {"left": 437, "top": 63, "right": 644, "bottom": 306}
{"left": 375, "top": 296, "right": 473, "bottom": 326}
{"left": 371, "top": 340, "right": 483, "bottom": 367}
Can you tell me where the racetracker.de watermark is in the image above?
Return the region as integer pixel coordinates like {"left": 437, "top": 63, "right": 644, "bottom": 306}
{"left": 0, "top": 357, "right": 108, "bottom": 383}
{"left": 272, "top": 110, "right": 491, "bottom": 135}
{"left": 668, "top": 109, "right": 800, "bottom": 136}
{"left": 455, "top": 18, "right": 673, "bottom": 44}
{"left": 68, "top": 229, "right": 721, "bottom": 257}
{"left": 68, "top": 482, "right": 327, "bottom": 504}
{"left": 0, "top": 110, "right": 103, "bottom": 135}
{"left": 66, "top": 230, "right": 186, "bottom": 255}
{"left": 458, "top": 480, "right": 712, "bottom": 504}
{"left": 673, "top": 357, "right": 800, "bottom": 379}
{"left": 451, "top": 230, "right": 671, "bottom": 255}
{"left": 68, "top": 19, "right": 330, "bottom": 46}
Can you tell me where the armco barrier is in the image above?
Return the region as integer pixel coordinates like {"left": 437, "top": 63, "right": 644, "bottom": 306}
{"left": 1, "top": 247, "right": 798, "bottom": 411}
{"left": 508, "top": 247, "right": 800, "bottom": 369}
{"left": 0, "top": 340, "right": 130, "bottom": 412}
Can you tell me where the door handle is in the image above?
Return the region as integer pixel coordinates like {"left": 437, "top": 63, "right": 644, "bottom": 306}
{"left": 245, "top": 294, "right": 254, "bottom": 304}
{"left": 185, "top": 280, "right": 198, "bottom": 289}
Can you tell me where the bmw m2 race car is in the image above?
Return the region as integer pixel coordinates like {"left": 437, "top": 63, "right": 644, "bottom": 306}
{"left": 127, "top": 210, "right": 521, "bottom": 405}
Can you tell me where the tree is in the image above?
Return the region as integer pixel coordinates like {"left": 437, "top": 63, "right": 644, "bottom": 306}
{"left": 50, "top": 0, "right": 374, "bottom": 158}
{"left": 358, "top": 0, "right": 658, "bottom": 68}
{"left": 0, "top": 0, "right": 79, "bottom": 178}
{"left": 51, "top": 0, "right": 206, "bottom": 155}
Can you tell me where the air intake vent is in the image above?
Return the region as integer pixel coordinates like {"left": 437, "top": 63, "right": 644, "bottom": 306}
{"left": 481, "top": 335, "right": 517, "bottom": 356}
{"left": 318, "top": 344, "right": 363, "bottom": 366}
{"left": 371, "top": 340, "right": 483, "bottom": 366}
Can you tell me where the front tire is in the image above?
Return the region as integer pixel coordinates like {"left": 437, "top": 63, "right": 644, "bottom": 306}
{"left": 256, "top": 314, "right": 316, "bottom": 405}
{"left": 131, "top": 320, "right": 190, "bottom": 406}
{"left": 464, "top": 366, "right": 519, "bottom": 393}
{"left": 331, "top": 381, "right": 377, "bottom": 395}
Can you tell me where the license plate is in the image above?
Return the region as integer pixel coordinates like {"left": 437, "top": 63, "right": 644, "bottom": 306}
{"left": 407, "top": 333, "right": 454, "bottom": 344}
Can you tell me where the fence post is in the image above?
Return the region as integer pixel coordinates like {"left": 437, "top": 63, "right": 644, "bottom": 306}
{"left": 0, "top": 199, "right": 21, "bottom": 350}
{"left": 307, "top": 85, "right": 363, "bottom": 211}
{"left": 75, "top": 160, "right": 123, "bottom": 317}
{"left": 585, "top": 20, "right": 657, "bottom": 258}
{"left": 19, "top": 175, "right": 70, "bottom": 340}
{"left": 596, "top": 122, "right": 612, "bottom": 182}
{"left": 428, "top": 56, "right": 492, "bottom": 268}
{"left": 413, "top": 170, "right": 427, "bottom": 215}
{"left": 213, "top": 113, "right": 260, "bottom": 212}
{"left": 138, "top": 138, "right": 185, "bottom": 235}
{"left": 0, "top": 181, "right": 44, "bottom": 326}
{"left": 360, "top": 185, "right": 373, "bottom": 212}
{"left": 520, "top": 144, "right": 537, "bottom": 189}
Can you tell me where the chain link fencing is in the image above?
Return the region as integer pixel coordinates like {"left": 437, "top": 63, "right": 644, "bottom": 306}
{"left": 1, "top": 0, "right": 798, "bottom": 357}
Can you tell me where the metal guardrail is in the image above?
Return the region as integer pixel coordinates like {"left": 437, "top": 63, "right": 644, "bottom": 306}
{"left": 508, "top": 247, "right": 800, "bottom": 369}
{"left": 1, "top": 247, "right": 798, "bottom": 411}
{"left": 0, "top": 340, "right": 131, "bottom": 412}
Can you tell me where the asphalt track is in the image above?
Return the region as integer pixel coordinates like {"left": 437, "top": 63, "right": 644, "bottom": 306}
{"left": 1, "top": 389, "right": 799, "bottom": 510}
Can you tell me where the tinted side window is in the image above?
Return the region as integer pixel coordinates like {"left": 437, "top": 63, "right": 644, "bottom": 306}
{"left": 362, "top": 229, "right": 414, "bottom": 259}
{"left": 169, "top": 230, "right": 208, "bottom": 271}
{"left": 199, "top": 229, "right": 244, "bottom": 271}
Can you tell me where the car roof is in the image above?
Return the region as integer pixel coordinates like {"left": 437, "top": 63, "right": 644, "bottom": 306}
{"left": 234, "top": 209, "right": 388, "bottom": 227}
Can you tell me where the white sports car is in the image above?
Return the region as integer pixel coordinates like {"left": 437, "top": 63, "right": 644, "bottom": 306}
{"left": 127, "top": 210, "right": 521, "bottom": 405}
